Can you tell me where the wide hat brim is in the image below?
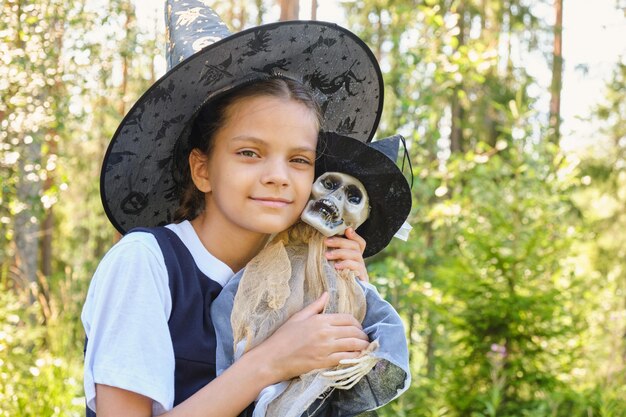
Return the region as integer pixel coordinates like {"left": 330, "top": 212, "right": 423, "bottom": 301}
{"left": 315, "top": 133, "right": 412, "bottom": 258}
{"left": 101, "top": 20, "right": 383, "bottom": 234}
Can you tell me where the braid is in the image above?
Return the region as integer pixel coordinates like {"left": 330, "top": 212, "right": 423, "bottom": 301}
{"left": 172, "top": 172, "right": 205, "bottom": 222}
{"left": 171, "top": 103, "right": 220, "bottom": 223}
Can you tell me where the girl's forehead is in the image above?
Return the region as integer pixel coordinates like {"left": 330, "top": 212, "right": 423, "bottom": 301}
{"left": 226, "top": 95, "right": 316, "bottom": 119}
{"left": 216, "top": 96, "right": 319, "bottom": 148}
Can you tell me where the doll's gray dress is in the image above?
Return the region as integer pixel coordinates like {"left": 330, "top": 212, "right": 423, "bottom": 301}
{"left": 211, "top": 269, "right": 411, "bottom": 417}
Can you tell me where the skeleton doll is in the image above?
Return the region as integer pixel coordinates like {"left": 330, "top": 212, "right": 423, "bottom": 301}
{"left": 301, "top": 172, "right": 370, "bottom": 238}
{"left": 213, "top": 134, "right": 412, "bottom": 417}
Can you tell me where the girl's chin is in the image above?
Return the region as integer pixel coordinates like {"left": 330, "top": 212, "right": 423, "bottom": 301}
{"left": 248, "top": 219, "right": 301, "bottom": 236}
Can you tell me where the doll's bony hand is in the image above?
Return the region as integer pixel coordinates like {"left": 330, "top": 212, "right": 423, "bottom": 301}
{"left": 254, "top": 292, "right": 370, "bottom": 382}
{"left": 324, "top": 227, "right": 369, "bottom": 282}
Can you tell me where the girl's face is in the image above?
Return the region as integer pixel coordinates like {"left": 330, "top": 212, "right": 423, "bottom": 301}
{"left": 196, "top": 95, "right": 318, "bottom": 237}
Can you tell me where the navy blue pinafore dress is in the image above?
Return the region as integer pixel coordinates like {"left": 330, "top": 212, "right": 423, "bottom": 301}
{"left": 85, "top": 227, "right": 254, "bottom": 416}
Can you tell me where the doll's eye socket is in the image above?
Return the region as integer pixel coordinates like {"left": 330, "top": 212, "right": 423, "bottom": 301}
{"left": 346, "top": 186, "right": 362, "bottom": 204}
{"left": 323, "top": 176, "right": 339, "bottom": 190}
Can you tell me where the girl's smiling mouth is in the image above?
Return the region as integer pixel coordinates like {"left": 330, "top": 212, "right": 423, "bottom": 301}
{"left": 250, "top": 197, "right": 293, "bottom": 208}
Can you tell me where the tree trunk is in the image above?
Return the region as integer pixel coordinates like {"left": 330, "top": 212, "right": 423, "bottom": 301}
{"left": 12, "top": 0, "right": 41, "bottom": 293}
{"left": 279, "top": 0, "right": 299, "bottom": 21}
{"left": 450, "top": 7, "right": 466, "bottom": 154}
{"left": 41, "top": 172, "right": 54, "bottom": 277}
{"left": 375, "top": 6, "right": 383, "bottom": 62}
{"left": 118, "top": 1, "right": 132, "bottom": 117}
{"left": 238, "top": 1, "right": 246, "bottom": 29}
{"left": 311, "top": 0, "right": 317, "bottom": 20}
{"left": 15, "top": 144, "right": 41, "bottom": 290}
{"left": 41, "top": 3, "right": 65, "bottom": 278}
{"left": 425, "top": 311, "right": 436, "bottom": 378}
{"left": 505, "top": 4, "right": 513, "bottom": 77}
{"left": 549, "top": 0, "right": 563, "bottom": 144}
{"left": 255, "top": 0, "right": 264, "bottom": 25}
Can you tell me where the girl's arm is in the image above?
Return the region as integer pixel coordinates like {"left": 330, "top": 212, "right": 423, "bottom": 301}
{"left": 95, "top": 292, "right": 369, "bottom": 417}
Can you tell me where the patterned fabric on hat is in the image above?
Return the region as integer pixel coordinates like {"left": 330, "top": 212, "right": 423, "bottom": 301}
{"left": 101, "top": 1, "right": 384, "bottom": 234}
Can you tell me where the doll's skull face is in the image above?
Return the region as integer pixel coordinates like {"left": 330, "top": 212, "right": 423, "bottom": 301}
{"left": 301, "top": 172, "right": 370, "bottom": 237}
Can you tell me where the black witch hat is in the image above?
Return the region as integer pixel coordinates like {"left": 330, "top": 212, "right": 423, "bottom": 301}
{"left": 315, "top": 133, "right": 412, "bottom": 258}
{"left": 100, "top": 0, "right": 384, "bottom": 234}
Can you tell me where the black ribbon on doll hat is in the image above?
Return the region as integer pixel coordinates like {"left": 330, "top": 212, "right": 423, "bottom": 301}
{"left": 315, "top": 132, "right": 412, "bottom": 258}
{"left": 100, "top": 0, "right": 384, "bottom": 234}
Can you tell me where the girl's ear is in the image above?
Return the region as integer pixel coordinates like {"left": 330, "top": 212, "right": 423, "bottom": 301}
{"left": 189, "top": 149, "right": 212, "bottom": 193}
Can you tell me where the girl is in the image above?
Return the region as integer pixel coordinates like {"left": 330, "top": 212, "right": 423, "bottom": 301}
{"left": 84, "top": 77, "right": 369, "bottom": 417}
{"left": 84, "top": 1, "right": 386, "bottom": 416}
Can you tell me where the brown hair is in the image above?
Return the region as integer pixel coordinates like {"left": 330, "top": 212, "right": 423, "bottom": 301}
{"left": 173, "top": 77, "right": 322, "bottom": 222}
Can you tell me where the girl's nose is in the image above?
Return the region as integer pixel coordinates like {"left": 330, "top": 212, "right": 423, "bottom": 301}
{"left": 260, "top": 161, "right": 290, "bottom": 187}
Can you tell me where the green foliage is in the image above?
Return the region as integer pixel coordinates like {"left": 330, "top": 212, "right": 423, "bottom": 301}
{"left": 370, "top": 140, "right": 595, "bottom": 417}
{"left": 1, "top": 0, "right": 156, "bottom": 414}
{"left": 0, "top": 285, "right": 83, "bottom": 416}
{"left": 342, "top": 1, "right": 625, "bottom": 415}
{"left": 437, "top": 145, "right": 582, "bottom": 415}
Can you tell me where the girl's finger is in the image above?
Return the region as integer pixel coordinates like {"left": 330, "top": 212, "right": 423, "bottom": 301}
{"left": 327, "top": 325, "right": 369, "bottom": 341}
{"left": 290, "top": 292, "right": 329, "bottom": 321}
{"left": 332, "top": 337, "right": 371, "bottom": 353}
{"left": 333, "top": 260, "right": 369, "bottom": 282}
{"left": 325, "top": 235, "right": 361, "bottom": 251}
{"left": 324, "top": 313, "right": 364, "bottom": 329}
{"left": 325, "top": 248, "right": 362, "bottom": 262}
{"left": 344, "top": 227, "right": 367, "bottom": 253}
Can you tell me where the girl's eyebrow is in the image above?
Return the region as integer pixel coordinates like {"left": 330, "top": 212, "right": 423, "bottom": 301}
{"left": 230, "top": 135, "right": 266, "bottom": 145}
{"left": 230, "top": 136, "right": 316, "bottom": 154}
{"left": 291, "top": 145, "right": 317, "bottom": 154}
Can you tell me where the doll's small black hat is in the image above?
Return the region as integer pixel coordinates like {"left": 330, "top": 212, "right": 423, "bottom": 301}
{"left": 315, "top": 133, "right": 412, "bottom": 258}
{"left": 100, "top": 0, "right": 384, "bottom": 234}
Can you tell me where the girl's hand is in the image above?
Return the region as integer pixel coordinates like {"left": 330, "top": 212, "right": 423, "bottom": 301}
{"left": 251, "top": 292, "right": 370, "bottom": 382}
{"left": 324, "top": 227, "right": 369, "bottom": 282}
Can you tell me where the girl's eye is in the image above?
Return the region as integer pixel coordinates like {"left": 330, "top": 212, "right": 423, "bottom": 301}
{"left": 291, "top": 157, "right": 312, "bottom": 165}
{"left": 238, "top": 150, "right": 259, "bottom": 158}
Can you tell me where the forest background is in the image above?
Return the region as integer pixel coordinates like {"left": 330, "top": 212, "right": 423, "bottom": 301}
{"left": 1, "top": 0, "right": 625, "bottom": 415}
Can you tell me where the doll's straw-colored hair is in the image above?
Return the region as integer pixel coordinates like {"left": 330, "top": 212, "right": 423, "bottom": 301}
{"left": 231, "top": 222, "right": 366, "bottom": 354}
{"left": 230, "top": 221, "right": 376, "bottom": 416}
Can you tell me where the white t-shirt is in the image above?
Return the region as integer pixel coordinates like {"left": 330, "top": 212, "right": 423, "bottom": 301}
{"left": 81, "top": 221, "right": 234, "bottom": 415}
